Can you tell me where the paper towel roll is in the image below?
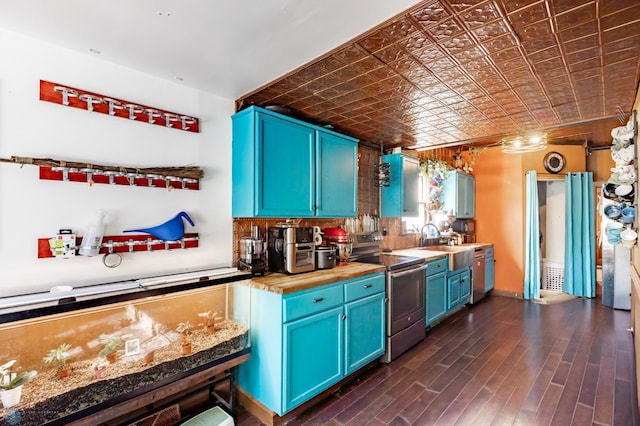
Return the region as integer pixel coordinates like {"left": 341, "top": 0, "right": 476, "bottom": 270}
{"left": 314, "top": 234, "right": 323, "bottom": 246}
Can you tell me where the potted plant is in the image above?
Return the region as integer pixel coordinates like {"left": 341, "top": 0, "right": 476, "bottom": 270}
{"left": 43, "top": 343, "right": 72, "bottom": 378}
{"left": 198, "top": 311, "right": 222, "bottom": 334}
{"left": 91, "top": 359, "right": 108, "bottom": 379}
{"left": 0, "top": 360, "right": 37, "bottom": 408}
{"left": 176, "top": 322, "right": 192, "bottom": 355}
{"left": 99, "top": 334, "right": 123, "bottom": 363}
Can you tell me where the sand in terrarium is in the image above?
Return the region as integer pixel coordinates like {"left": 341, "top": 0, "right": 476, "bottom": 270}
{"left": 0, "top": 283, "right": 250, "bottom": 424}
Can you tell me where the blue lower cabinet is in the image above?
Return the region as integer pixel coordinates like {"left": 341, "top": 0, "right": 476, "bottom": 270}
{"left": 344, "top": 293, "right": 386, "bottom": 375}
{"left": 447, "top": 273, "right": 461, "bottom": 310}
{"left": 426, "top": 271, "right": 447, "bottom": 326}
{"left": 485, "top": 255, "right": 495, "bottom": 293}
{"left": 284, "top": 306, "right": 344, "bottom": 412}
{"left": 447, "top": 267, "right": 471, "bottom": 313}
{"left": 235, "top": 272, "right": 385, "bottom": 416}
{"left": 426, "top": 257, "right": 448, "bottom": 327}
{"left": 460, "top": 269, "right": 471, "bottom": 304}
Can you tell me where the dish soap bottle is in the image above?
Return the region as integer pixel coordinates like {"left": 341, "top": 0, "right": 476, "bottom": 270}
{"left": 79, "top": 210, "right": 106, "bottom": 257}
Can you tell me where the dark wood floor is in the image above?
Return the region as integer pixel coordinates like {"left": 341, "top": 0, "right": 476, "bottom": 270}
{"left": 236, "top": 295, "right": 640, "bottom": 425}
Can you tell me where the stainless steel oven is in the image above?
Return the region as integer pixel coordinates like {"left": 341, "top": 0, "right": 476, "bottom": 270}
{"left": 384, "top": 262, "right": 427, "bottom": 362}
{"left": 356, "top": 251, "right": 426, "bottom": 363}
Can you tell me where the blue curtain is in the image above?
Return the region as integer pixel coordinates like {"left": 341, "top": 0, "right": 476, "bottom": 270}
{"left": 524, "top": 171, "right": 541, "bottom": 300}
{"left": 564, "top": 172, "right": 596, "bottom": 297}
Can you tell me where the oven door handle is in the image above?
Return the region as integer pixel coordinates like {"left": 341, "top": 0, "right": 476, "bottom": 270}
{"left": 389, "top": 263, "right": 428, "bottom": 278}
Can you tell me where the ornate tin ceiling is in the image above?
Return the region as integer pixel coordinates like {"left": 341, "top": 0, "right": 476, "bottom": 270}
{"left": 237, "top": 0, "right": 640, "bottom": 150}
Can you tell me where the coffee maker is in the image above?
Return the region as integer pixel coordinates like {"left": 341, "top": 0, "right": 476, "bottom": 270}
{"left": 267, "top": 225, "right": 315, "bottom": 274}
{"left": 238, "top": 226, "right": 266, "bottom": 276}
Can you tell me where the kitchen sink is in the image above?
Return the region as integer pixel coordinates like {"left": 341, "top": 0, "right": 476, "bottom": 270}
{"left": 421, "top": 245, "right": 474, "bottom": 270}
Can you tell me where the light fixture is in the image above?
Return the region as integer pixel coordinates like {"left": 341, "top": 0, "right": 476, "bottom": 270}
{"left": 501, "top": 132, "right": 547, "bottom": 153}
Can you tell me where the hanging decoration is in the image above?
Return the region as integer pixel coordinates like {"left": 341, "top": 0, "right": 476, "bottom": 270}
{"left": 39, "top": 80, "right": 200, "bottom": 133}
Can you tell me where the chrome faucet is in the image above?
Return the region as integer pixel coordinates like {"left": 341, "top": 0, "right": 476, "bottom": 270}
{"left": 420, "top": 223, "right": 440, "bottom": 247}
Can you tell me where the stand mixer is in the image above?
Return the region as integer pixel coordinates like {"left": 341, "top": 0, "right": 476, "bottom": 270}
{"left": 238, "top": 226, "right": 266, "bottom": 276}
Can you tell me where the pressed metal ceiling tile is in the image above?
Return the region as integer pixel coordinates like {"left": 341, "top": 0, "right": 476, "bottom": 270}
{"left": 555, "top": 2, "right": 596, "bottom": 29}
{"left": 507, "top": 1, "right": 549, "bottom": 28}
{"left": 601, "top": 4, "right": 640, "bottom": 31}
{"left": 501, "top": 0, "right": 544, "bottom": 14}
{"left": 461, "top": 1, "right": 501, "bottom": 27}
{"left": 410, "top": 1, "right": 451, "bottom": 29}
{"left": 550, "top": 0, "right": 594, "bottom": 15}
{"left": 528, "top": 45, "right": 562, "bottom": 63}
{"left": 558, "top": 21, "right": 597, "bottom": 43}
{"left": 562, "top": 34, "right": 599, "bottom": 54}
{"left": 605, "top": 47, "right": 640, "bottom": 65}
{"left": 428, "top": 18, "right": 466, "bottom": 40}
{"left": 238, "top": 0, "right": 640, "bottom": 149}
{"left": 473, "top": 19, "right": 511, "bottom": 42}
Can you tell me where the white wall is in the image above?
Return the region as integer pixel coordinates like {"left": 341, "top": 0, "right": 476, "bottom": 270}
{"left": 0, "top": 29, "right": 234, "bottom": 297}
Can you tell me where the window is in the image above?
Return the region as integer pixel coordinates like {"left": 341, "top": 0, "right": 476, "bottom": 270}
{"left": 402, "top": 174, "right": 428, "bottom": 233}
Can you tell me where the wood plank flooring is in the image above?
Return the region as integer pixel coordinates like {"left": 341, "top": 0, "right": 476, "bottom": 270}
{"left": 236, "top": 295, "right": 639, "bottom": 425}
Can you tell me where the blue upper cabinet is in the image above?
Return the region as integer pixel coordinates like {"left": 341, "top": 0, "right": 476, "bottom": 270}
{"left": 316, "top": 130, "right": 358, "bottom": 217}
{"left": 232, "top": 106, "right": 358, "bottom": 218}
{"left": 380, "top": 153, "right": 420, "bottom": 217}
{"left": 441, "top": 171, "right": 475, "bottom": 219}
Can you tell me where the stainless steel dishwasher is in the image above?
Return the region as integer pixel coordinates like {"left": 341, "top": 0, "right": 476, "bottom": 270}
{"left": 471, "top": 247, "right": 486, "bottom": 304}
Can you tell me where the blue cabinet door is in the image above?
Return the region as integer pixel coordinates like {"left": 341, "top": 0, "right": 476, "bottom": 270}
{"left": 426, "top": 271, "right": 447, "bottom": 326}
{"left": 442, "top": 171, "right": 475, "bottom": 219}
{"left": 283, "top": 306, "right": 344, "bottom": 412}
{"left": 485, "top": 255, "right": 495, "bottom": 293}
{"left": 316, "top": 130, "right": 358, "bottom": 217}
{"left": 447, "top": 273, "right": 461, "bottom": 310}
{"left": 381, "top": 153, "right": 420, "bottom": 217}
{"left": 344, "top": 292, "right": 385, "bottom": 375}
{"left": 233, "top": 106, "right": 358, "bottom": 218}
{"left": 459, "top": 268, "right": 471, "bottom": 304}
{"left": 459, "top": 173, "right": 475, "bottom": 218}
{"left": 258, "top": 113, "right": 315, "bottom": 217}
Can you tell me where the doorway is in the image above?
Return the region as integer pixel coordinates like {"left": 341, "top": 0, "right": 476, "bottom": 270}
{"left": 538, "top": 180, "right": 566, "bottom": 293}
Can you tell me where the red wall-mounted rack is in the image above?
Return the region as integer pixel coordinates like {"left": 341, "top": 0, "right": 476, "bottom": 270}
{"left": 38, "top": 233, "right": 199, "bottom": 259}
{"left": 39, "top": 80, "right": 200, "bottom": 133}
{"left": 39, "top": 167, "right": 200, "bottom": 190}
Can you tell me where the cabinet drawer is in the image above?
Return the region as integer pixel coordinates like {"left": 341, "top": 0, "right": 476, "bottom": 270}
{"left": 426, "top": 257, "right": 448, "bottom": 277}
{"left": 484, "top": 246, "right": 494, "bottom": 258}
{"left": 283, "top": 284, "right": 344, "bottom": 323}
{"left": 344, "top": 274, "right": 385, "bottom": 303}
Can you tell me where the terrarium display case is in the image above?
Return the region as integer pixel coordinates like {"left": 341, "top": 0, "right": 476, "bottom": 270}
{"left": 0, "top": 269, "right": 251, "bottom": 425}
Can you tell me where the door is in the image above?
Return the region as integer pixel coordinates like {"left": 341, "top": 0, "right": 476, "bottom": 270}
{"left": 344, "top": 293, "right": 385, "bottom": 375}
{"left": 447, "top": 273, "right": 461, "bottom": 310}
{"left": 460, "top": 268, "right": 471, "bottom": 303}
{"left": 258, "top": 113, "right": 315, "bottom": 217}
{"left": 283, "top": 306, "right": 343, "bottom": 412}
{"left": 426, "top": 271, "right": 447, "bottom": 325}
{"left": 316, "top": 131, "right": 358, "bottom": 217}
{"left": 485, "top": 255, "right": 495, "bottom": 292}
{"left": 402, "top": 156, "right": 420, "bottom": 217}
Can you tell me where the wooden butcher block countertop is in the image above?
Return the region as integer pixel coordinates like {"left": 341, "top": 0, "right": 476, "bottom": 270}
{"left": 249, "top": 263, "right": 386, "bottom": 295}
{"left": 393, "top": 242, "right": 494, "bottom": 259}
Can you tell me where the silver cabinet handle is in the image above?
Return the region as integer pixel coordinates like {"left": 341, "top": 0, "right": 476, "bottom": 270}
{"left": 363, "top": 284, "right": 372, "bottom": 289}
{"left": 312, "top": 298, "right": 324, "bottom": 303}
